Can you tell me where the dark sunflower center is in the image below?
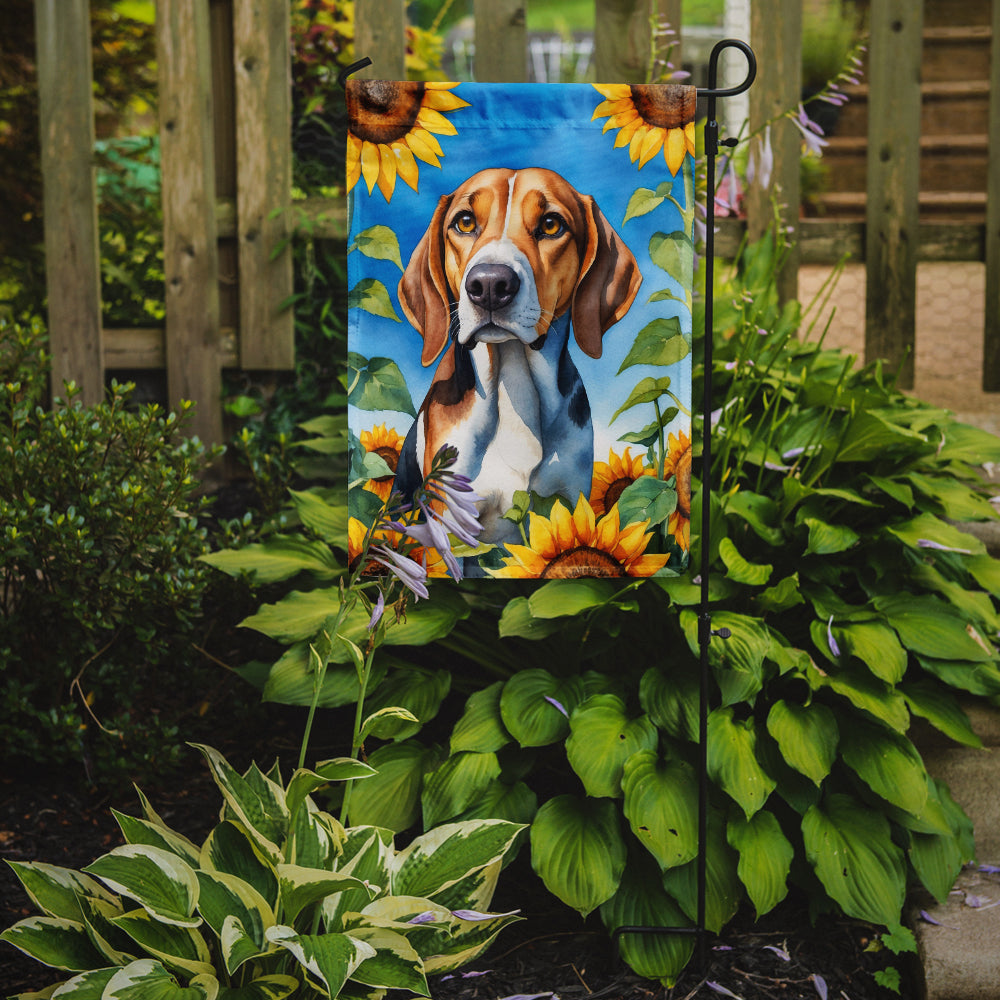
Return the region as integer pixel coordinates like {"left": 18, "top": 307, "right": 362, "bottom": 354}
{"left": 348, "top": 81, "right": 426, "bottom": 145}
{"left": 372, "top": 446, "right": 400, "bottom": 481}
{"left": 541, "top": 546, "right": 625, "bottom": 579}
{"left": 628, "top": 85, "right": 696, "bottom": 130}
{"left": 602, "top": 476, "right": 633, "bottom": 511}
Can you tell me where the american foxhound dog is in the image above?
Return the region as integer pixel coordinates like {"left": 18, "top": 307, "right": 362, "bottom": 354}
{"left": 394, "top": 167, "right": 641, "bottom": 544}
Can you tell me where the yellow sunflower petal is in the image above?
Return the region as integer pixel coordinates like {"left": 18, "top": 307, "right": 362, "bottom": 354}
{"left": 637, "top": 126, "right": 665, "bottom": 168}
{"left": 392, "top": 141, "right": 420, "bottom": 192}
{"left": 627, "top": 552, "right": 671, "bottom": 576}
{"left": 360, "top": 140, "right": 381, "bottom": 195}
{"left": 592, "top": 97, "right": 636, "bottom": 120}
{"left": 572, "top": 496, "right": 596, "bottom": 539}
{"left": 628, "top": 124, "right": 651, "bottom": 163}
{"left": 602, "top": 108, "right": 640, "bottom": 134}
{"left": 548, "top": 501, "right": 577, "bottom": 552}
{"left": 664, "top": 126, "right": 687, "bottom": 175}
{"left": 593, "top": 83, "right": 631, "bottom": 101}
{"left": 416, "top": 106, "right": 459, "bottom": 136}
{"left": 377, "top": 143, "right": 397, "bottom": 201}
{"left": 424, "top": 81, "right": 462, "bottom": 91}
{"left": 495, "top": 543, "right": 548, "bottom": 577}
{"left": 405, "top": 127, "right": 442, "bottom": 166}
{"left": 421, "top": 88, "right": 471, "bottom": 111}
{"left": 613, "top": 116, "right": 644, "bottom": 149}
{"left": 684, "top": 120, "right": 697, "bottom": 157}
{"left": 528, "top": 510, "right": 557, "bottom": 558}
{"left": 346, "top": 132, "right": 363, "bottom": 190}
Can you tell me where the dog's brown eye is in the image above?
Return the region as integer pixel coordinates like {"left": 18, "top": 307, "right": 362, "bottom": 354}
{"left": 452, "top": 211, "right": 477, "bottom": 235}
{"left": 537, "top": 213, "right": 566, "bottom": 239}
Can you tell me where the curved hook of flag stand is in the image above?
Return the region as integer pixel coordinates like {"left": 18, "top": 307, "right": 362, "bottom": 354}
{"left": 339, "top": 39, "right": 758, "bottom": 976}
{"left": 612, "top": 38, "right": 756, "bottom": 973}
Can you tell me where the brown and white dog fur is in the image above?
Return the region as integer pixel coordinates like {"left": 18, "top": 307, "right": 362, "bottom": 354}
{"left": 394, "top": 167, "right": 642, "bottom": 545}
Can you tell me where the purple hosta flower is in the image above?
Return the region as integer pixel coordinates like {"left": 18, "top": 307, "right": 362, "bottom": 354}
{"left": 497, "top": 994, "right": 558, "bottom": 1000}
{"left": 368, "top": 543, "right": 429, "bottom": 600}
{"left": 917, "top": 538, "right": 973, "bottom": 555}
{"left": 396, "top": 508, "right": 462, "bottom": 580}
{"left": 979, "top": 864, "right": 1000, "bottom": 874}
{"left": 407, "top": 911, "right": 438, "bottom": 925}
{"left": 451, "top": 908, "right": 521, "bottom": 921}
{"left": 763, "top": 944, "right": 791, "bottom": 961}
{"left": 812, "top": 974, "right": 828, "bottom": 1000}
{"left": 715, "top": 156, "right": 742, "bottom": 216}
{"left": 791, "top": 104, "right": 828, "bottom": 157}
{"left": 827, "top": 616, "right": 842, "bottom": 658}
{"left": 367, "top": 590, "right": 385, "bottom": 631}
{"left": 706, "top": 983, "right": 742, "bottom": 999}
{"left": 441, "top": 970, "right": 493, "bottom": 981}
{"left": 544, "top": 695, "right": 569, "bottom": 718}
{"left": 746, "top": 124, "right": 774, "bottom": 191}
{"left": 425, "top": 474, "right": 483, "bottom": 546}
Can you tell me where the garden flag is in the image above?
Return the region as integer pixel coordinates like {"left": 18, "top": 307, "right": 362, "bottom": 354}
{"left": 347, "top": 80, "right": 695, "bottom": 579}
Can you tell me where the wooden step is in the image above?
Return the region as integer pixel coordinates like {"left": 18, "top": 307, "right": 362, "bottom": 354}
{"left": 922, "top": 25, "right": 993, "bottom": 83}
{"left": 821, "top": 134, "right": 989, "bottom": 193}
{"left": 812, "top": 189, "right": 987, "bottom": 222}
{"left": 922, "top": 0, "right": 992, "bottom": 28}
{"left": 832, "top": 80, "right": 991, "bottom": 137}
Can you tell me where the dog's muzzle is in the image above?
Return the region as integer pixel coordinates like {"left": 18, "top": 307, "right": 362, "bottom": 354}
{"left": 464, "top": 262, "right": 520, "bottom": 312}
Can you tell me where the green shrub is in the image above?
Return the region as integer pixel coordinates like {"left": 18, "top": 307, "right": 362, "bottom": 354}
{"left": 1, "top": 744, "right": 524, "bottom": 998}
{"left": 0, "top": 316, "right": 220, "bottom": 783}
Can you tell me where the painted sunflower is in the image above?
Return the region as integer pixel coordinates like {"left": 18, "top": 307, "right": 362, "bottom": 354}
{"left": 493, "top": 495, "right": 669, "bottom": 580}
{"left": 359, "top": 423, "right": 406, "bottom": 501}
{"left": 591, "top": 84, "right": 696, "bottom": 175}
{"left": 663, "top": 429, "right": 692, "bottom": 550}
{"left": 346, "top": 80, "right": 469, "bottom": 200}
{"left": 589, "top": 446, "right": 656, "bottom": 518}
{"left": 347, "top": 517, "right": 448, "bottom": 578}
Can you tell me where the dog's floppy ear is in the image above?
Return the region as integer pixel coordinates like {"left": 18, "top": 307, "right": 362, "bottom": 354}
{"left": 399, "top": 194, "right": 453, "bottom": 367}
{"left": 570, "top": 197, "right": 642, "bottom": 360}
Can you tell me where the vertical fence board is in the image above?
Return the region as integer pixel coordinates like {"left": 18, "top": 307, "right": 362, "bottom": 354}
{"left": 864, "top": 0, "right": 923, "bottom": 389}
{"left": 653, "top": 0, "right": 682, "bottom": 79}
{"left": 354, "top": 0, "right": 406, "bottom": 79}
{"left": 594, "top": 0, "right": 650, "bottom": 83}
{"left": 983, "top": 0, "right": 1000, "bottom": 390}
{"left": 746, "top": 0, "right": 801, "bottom": 304}
{"left": 34, "top": 0, "right": 103, "bottom": 405}
{"left": 233, "top": 0, "right": 294, "bottom": 369}
{"left": 157, "top": 0, "right": 223, "bottom": 444}
{"left": 474, "top": 0, "right": 527, "bottom": 82}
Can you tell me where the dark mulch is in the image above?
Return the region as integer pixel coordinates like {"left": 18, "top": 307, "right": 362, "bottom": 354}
{"left": 1, "top": 749, "right": 915, "bottom": 1000}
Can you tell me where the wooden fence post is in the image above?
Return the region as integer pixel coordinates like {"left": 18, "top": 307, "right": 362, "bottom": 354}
{"left": 652, "top": 0, "right": 682, "bottom": 79}
{"left": 474, "top": 0, "right": 527, "bottom": 82}
{"left": 594, "top": 0, "right": 650, "bottom": 83}
{"left": 34, "top": 0, "right": 104, "bottom": 405}
{"left": 354, "top": 0, "right": 406, "bottom": 79}
{"left": 157, "top": 0, "right": 223, "bottom": 445}
{"left": 983, "top": 0, "right": 1000, "bottom": 390}
{"left": 746, "top": 0, "right": 801, "bottom": 306}
{"left": 233, "top": 0, "right": 294, "bottom": 370}
{"left": 864, "top": 0, "right": 923, "bottom": 389}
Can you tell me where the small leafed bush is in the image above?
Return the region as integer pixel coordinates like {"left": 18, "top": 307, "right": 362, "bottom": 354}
{"left": 1, "top": 744, "right": 524, "bottom": 998}
{"left": 0, "top": 316, "right": 218, "bottom": 782}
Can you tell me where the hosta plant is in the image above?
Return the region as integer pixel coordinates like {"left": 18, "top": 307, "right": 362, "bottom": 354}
{"left": 1, "top": 744, "right": 523, "bottom": 999}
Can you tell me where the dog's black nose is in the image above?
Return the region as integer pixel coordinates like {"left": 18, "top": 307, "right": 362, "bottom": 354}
{"left": 465, "top": 263, "right": 520, "bottom": 312}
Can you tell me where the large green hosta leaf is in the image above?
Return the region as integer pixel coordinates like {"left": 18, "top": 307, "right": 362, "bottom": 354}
{"left": 681, "top": 610, "right": 771, "bottom": 706}
{"left": 499, "top": 670, "right": 585, "bottom": 747}
{"left": 450, "top": 681, "right": 511, "bottom": 754}
{"left": 875, "top": 594, "right": 996, "bottom": 662}
{"left": 639, "top": 664, "right": 699, "bottom": 742}
{"left": 600, "top": 853, "right": 694, "bottom": 987}
{"left": 707, "top": 707, "right": 776, "bottom": 818}
{"left": 530, "top": 795, "right": 627, "bottom": 917}
{"left": 346, "top": 740, "right": 442, "bottom": 832}
{"left": 900, "top": 680, "right": 982, "bottom": 748}
{"left": 727, "top": 810, "right": 793, "bottom": 917}
{"left": 832, "top": 621, "right": 907, "bottom": 684}
{"left": 199, "top": 536, "right": 341, "bottom": 584}
{"left": 802, "top": 793, "right": 906, "bottom": 926}
{"left": 765, "top": 700, "right": 838, "bottom": 786}
{"left": 838, "top": 718, "right": 929, "bottom": 817}
{"left": 566, "top": 695, "right": 658, "bottom": 798}
{"left": 621, "top": 751, "right": 699, "bottom": 871}
{"left": 362, "top": 667, "right": 451, "bottom": 741}
{"left": 421, "top": 751, "right": 502, "bottom": 828}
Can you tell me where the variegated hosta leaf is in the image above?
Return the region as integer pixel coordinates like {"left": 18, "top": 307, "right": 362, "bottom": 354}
{"left": 112, "top": 810, "right": 202, "bottom": 868}
{"left": 323, "top": 829, "right": 393, "bottom": 931}
{"left": 706, "top": 707, "right": 776, "bottom": 819}
{"left": 4, "top": 861, "right": 118, "bottom": 922}
{"left": 83, "top": 846, "right": 200, "bottom": 928}
{"left": 265, "top": 926, "right": 376, "bottom": 998}
{"left": 45, "top": 966, "right": 118, "bottom": 997}
{"left": 110, "top": 908, "right": 214, "bottom": 978}
{"left": 288, "top": 802, "right": 343, "bottom": 870}
{"left": 102, "top": 959, "right": 218, "bottom": 999}
{"left": 195, "top": 871, "right": 274, "bottom": 974}
{"left": 391, "top": 820, "right": 524, "bottom": 901}
{"left": 727, "top": 810, "right": 793, "bottom": 918}
{"left": 565, "top": 695, "right": 658, "bottom": 798}
{"left": 214, "top": 974, "right": 299, "bottom": 1000}
{"left": 802, "top": 793, "right": 906, "bottom": 926}
{"left": 191, "top": 745, "right": 288, "bottom": 863}
{"left": 285, "top": 760, "right": 377, "bottom": 823}
{"left": 345, "top": 926, "right": 429, "bottom": 995}
{"left": 529, "top": 795, "right": 626, "bottom": 917}
{"left": 0, "top": 916, "right": 107, "bottom": 971}
{"left": 765, "top": 700, "right": 838, "bottom": 786}
{"left": 77, "top": 894, "right": 136, "bottom": 966}
{"left": 421, "top": 751, "right": 502, "bottom": 829}
{"left": 276, "top": 864, "right": 375, "bottom": 925}
{"left": 424, "top": 859, "right": 501, "bottom": 915}
{"left": 421, "top": 907, "right": 522, "bottom": 975}
{"left": 499, "top": 669, "right": 585, "bottom": 747}
{"left": 599, "top": 854, "right": 694, "bottom": 987}
{"left": 200, "top": 822, "right": 278, "bottom": 910}
{"left": 621, "top": 751, "right": 699, "bottom": 871}
{"left": 661, "top": 810, "right": 742, "bottom": 934}
{"left": 450, "top": 681, "right": 511, "bottom": 754}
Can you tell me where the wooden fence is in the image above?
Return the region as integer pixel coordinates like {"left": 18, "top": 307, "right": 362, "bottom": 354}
{"left": 33, "top": 0, "right": 1000, "bottom": 445}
